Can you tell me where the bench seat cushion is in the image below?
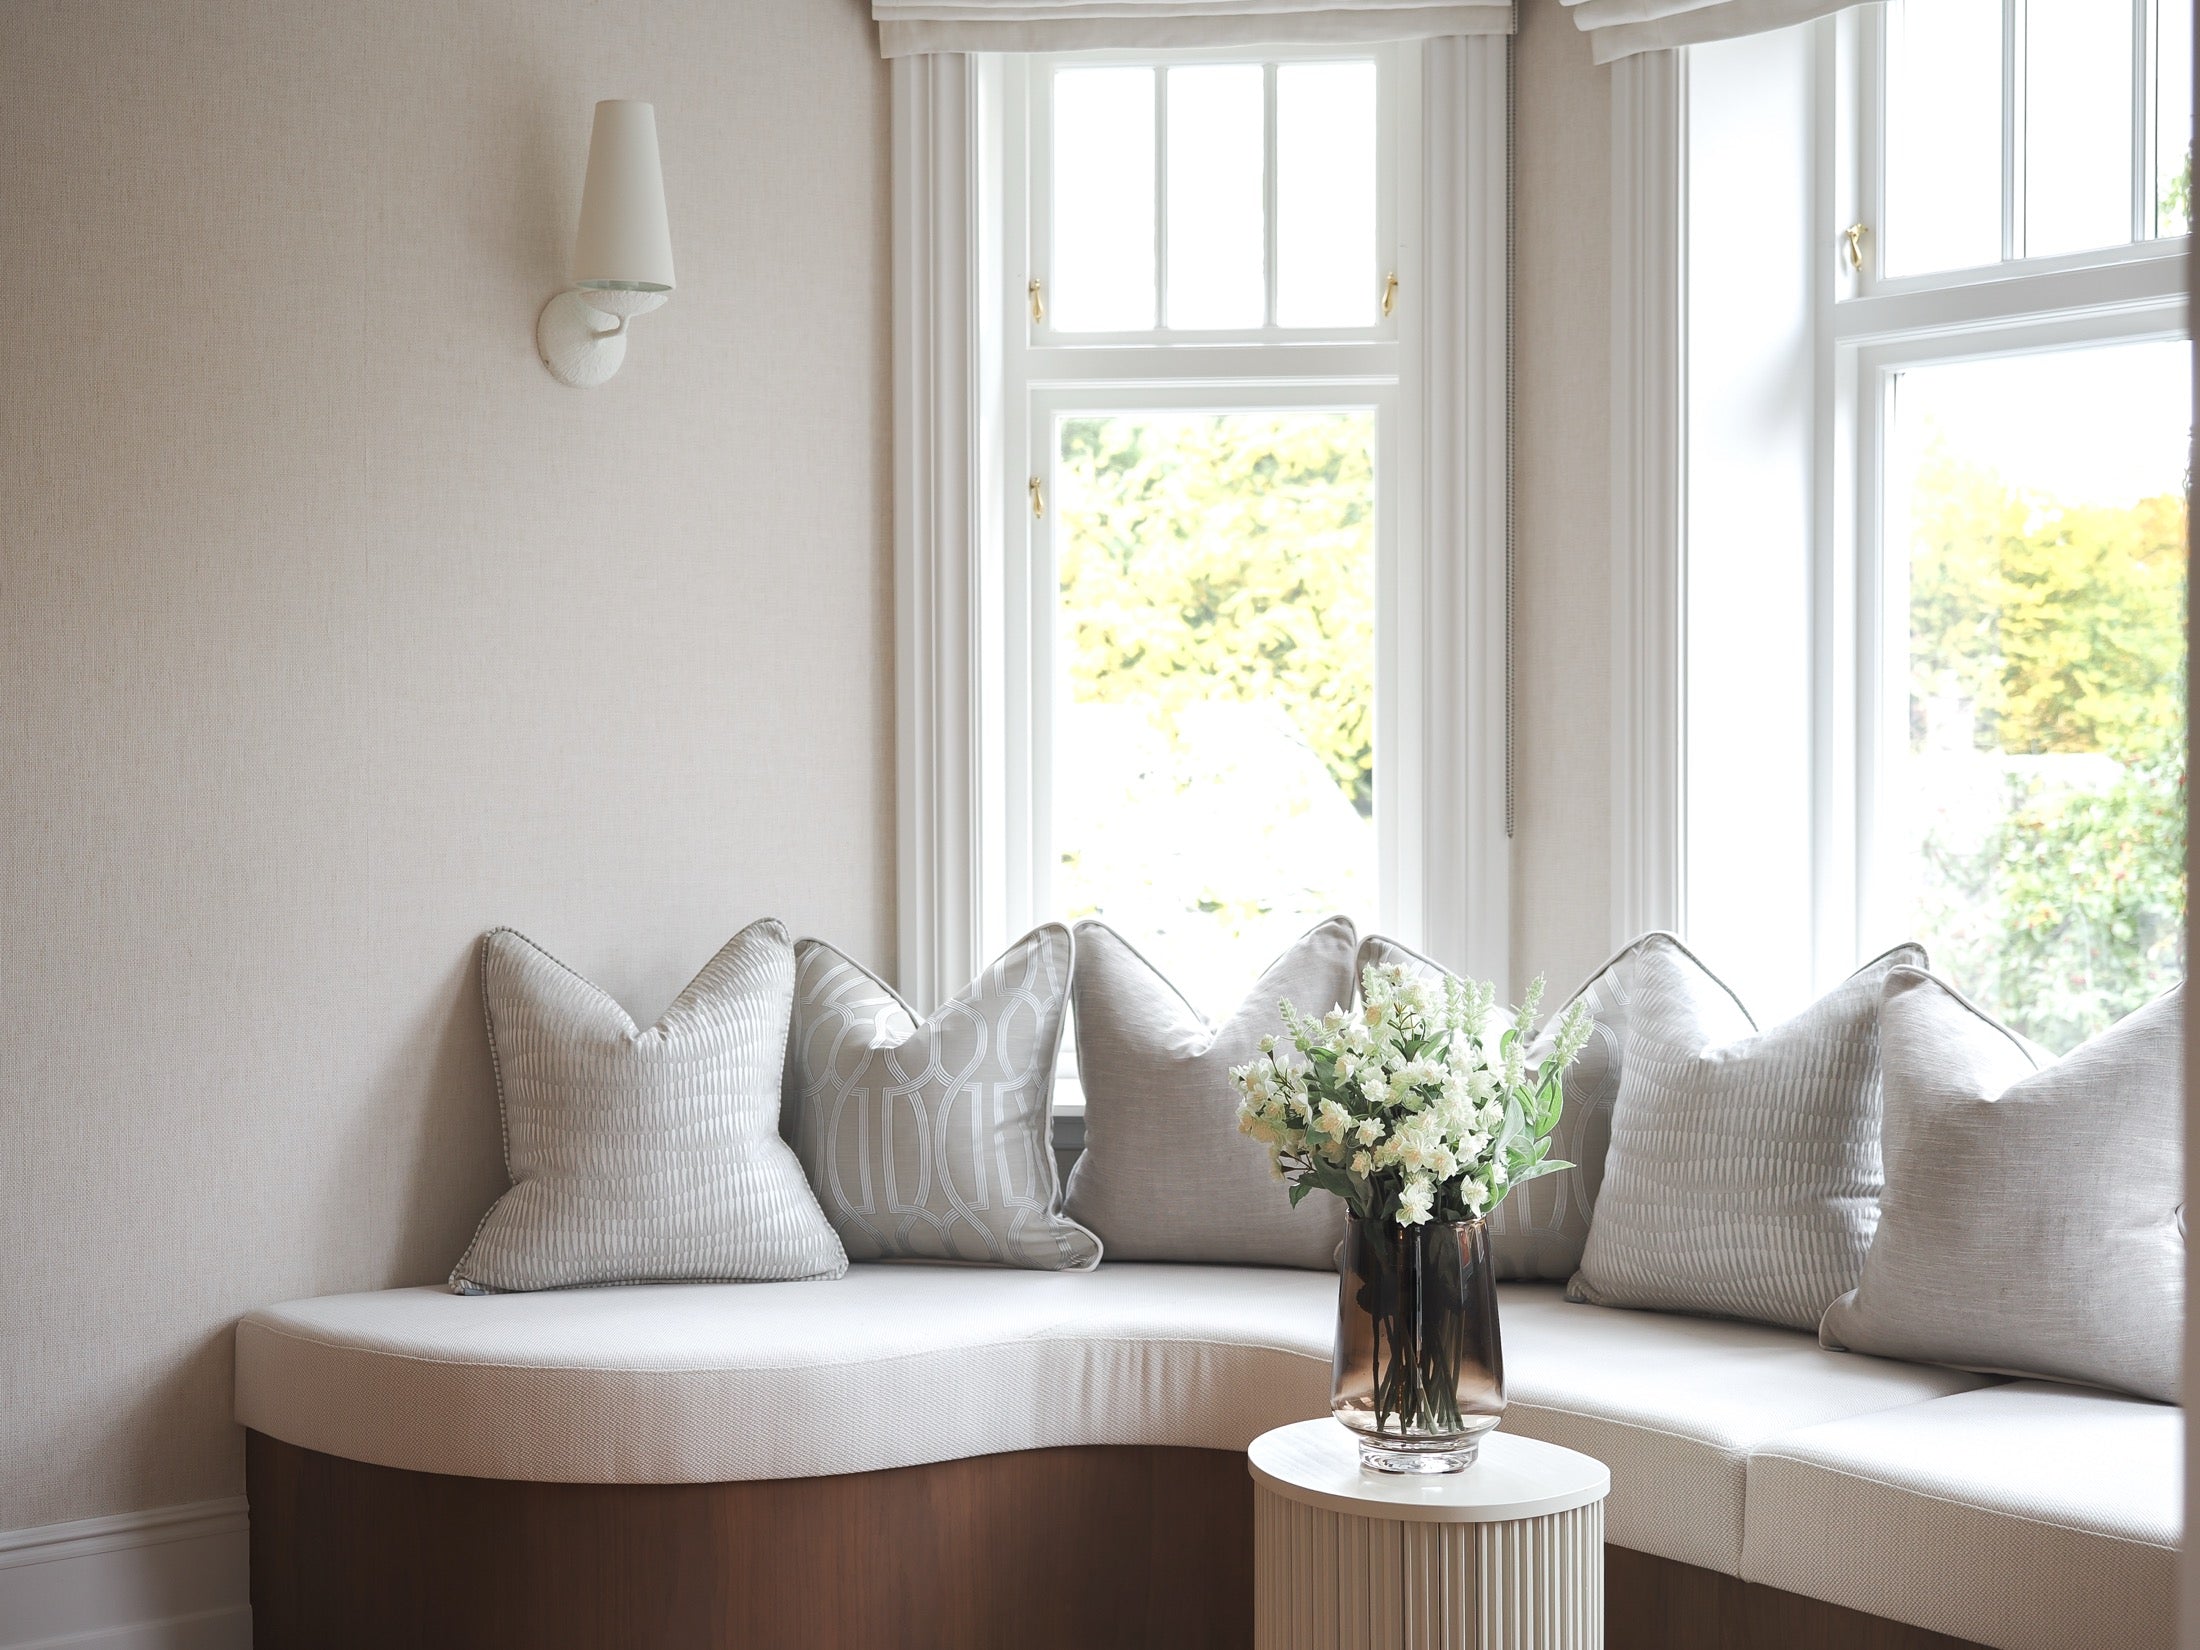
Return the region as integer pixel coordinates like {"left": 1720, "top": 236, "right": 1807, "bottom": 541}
{"left": 1741, "top": 1381, "right": 2181, "bottom": 1650}
{"left": 236, "top": 1264, "right": 1336, "bottom": 1483}
{"left": 240, "top": 1267, "right": 1994, "bottom": 1547}
{"left": 1494, "top": 1285, "right": 1992, "bottom": 1572}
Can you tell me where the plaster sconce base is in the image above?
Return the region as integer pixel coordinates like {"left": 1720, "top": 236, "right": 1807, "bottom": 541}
{"left": 537, "top": 289, "right": 666, "bottom": 388}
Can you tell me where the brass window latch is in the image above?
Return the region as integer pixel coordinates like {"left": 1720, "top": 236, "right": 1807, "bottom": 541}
{"left": 1029, "top": 477, "right": 1045, "bottom": 519}
{"left": 1029, "top": 277, "right": 1045, "bottom": 324}
{"left": 1843, "top": 223, "right": 1869, "bottom": 273}
{"left": 1381, "top": 271, "right": 1400, "bottom": 316}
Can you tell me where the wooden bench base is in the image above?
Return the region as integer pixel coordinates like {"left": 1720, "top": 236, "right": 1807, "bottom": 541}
{"left": 245, "top": 1432, "right": 1989, "bottom": 1649}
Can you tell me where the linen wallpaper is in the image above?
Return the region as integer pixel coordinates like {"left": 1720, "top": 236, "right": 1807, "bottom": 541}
{"left": 1511, "top": 0, "right": 1616, "bottom": 1006}
{"left": 0, "top": 0, "right": 891, "bottom": 1530}
{"left": 0, "top": 0, "right": 1620, "bottom": 1536}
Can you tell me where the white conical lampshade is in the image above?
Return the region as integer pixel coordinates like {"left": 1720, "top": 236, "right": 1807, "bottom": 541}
{"left": 570, "top": 100, "right": 674, "bottom": 293}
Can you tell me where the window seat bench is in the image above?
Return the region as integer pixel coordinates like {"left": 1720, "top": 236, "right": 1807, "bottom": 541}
{"left": 235, "top": 1268, "right": 2179, "bottom": 1650}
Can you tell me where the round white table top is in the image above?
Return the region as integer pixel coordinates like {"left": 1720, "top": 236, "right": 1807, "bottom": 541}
{"left": 1248, "top": 1421, "right": 1610, "bottom": 1525}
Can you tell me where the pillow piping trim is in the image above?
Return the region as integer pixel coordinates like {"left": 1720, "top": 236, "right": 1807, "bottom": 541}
{"left": 449, "top": 917, "right": 804, "bottom": 1295}
{"left": 1073, "top": 913, "right": 1358, "bottom": 1047}
{"left": 790, "top": 923, "right": 1097, "bottom": 1270}
{"left": 1878, "top": 965, "right": 2047, "bottom": 1074}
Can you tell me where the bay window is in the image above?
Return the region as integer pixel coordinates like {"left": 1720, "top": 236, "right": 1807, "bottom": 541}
{"left": 1653, "top": 0, "right": 2190, "bottom": 1046}
{"left": 1009, "top": 47, "right": 1402, "bottom": 1017}
{"left": 892, "top": 38, "right": 1512, "bottom": 1031}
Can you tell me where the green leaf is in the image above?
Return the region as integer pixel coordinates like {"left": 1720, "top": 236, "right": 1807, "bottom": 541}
{"left": 1507, "top": 1158, "right": 1574, "bottom": 1186}
{"left": 1496, "top": 1094, "right": 1527, "bottom": 1159}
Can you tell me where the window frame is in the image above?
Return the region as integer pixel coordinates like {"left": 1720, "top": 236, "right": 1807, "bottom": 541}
{"left": 1023, "top": 46, "right": 1406, "bottom": 346}
{"left": 1000, "top": 44, "right": 1414, "bottom": 972}
{"left": 1864, "top": 0, "right": 2188, "bottom": 282}
{"left": 887, "top": 38, "right": 1514, "bottom": 1023}
{"left": 1609, "top": 4, "right": 2192, "bottom": 1019}
{"left": 1829, "top": 3, "right": 2191, "bottom": 986}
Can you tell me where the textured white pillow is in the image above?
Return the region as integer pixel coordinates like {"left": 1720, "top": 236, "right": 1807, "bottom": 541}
{"left": 451, "top": 921, "right": 848, "bottom": 1294}
{"left": 1355, "top": 931, "right": 1751, "bottom": 1281}
{"left": 1820, "top": 970, "right": 2184, "bottom": 1403}
{"left": 1063, "top": 918, "right": 1356, "bottom": 1269}
{"left": 1567, "top": 941, "right": 1925, "bottom": 1331}
{"left": 788, "top": 925, "right": 1100, "bottom": 1270}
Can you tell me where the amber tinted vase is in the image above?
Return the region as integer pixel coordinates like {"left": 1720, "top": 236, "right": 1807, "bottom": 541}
{"left": 1331, "top": 1213, "right": 1505, "bottom": 1473}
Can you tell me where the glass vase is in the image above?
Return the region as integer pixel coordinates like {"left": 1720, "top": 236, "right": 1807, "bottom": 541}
{"left": 1331, "top": 1212, "right": 1506, "bottom": 1473}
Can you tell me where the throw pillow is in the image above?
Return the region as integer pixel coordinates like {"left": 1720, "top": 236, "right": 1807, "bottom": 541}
{"left": 1566, "top": 940, "right": 1926, "bottom": 1331}
{"left": 450, "top": 921, "right": 848, "bottom": 1294}
{"left": 1355, "top": 931, "right": 1752, "bottom": 1280}
{"left": 1063, "top": 917, "right": 1357, "bottom": 1268}
{"left": 1819, "top": 970, "right": 2183, "bottom": 1403}
{"left": 788, "top": 924, "right": 1099, "bottom": 1269}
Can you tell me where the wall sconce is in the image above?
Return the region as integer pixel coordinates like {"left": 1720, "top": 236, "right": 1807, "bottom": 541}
{"left": 536, "top": 100, "right": 675, "bottom": 388}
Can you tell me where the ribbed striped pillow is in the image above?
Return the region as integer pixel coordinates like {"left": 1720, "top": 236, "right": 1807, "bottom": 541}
{"left": 1567, "top": 940, "right": 1926, "bottom": 1332}
{"left": 450, "top": 920, "right": 848, "bottom": 1294}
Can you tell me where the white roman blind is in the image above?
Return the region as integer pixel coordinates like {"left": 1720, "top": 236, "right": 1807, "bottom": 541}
{"left": 873, "top": 0, "right": 1512, "bottom": 57}
{"left": 1562, "top": 0, "right": 1857, "bottom": 63}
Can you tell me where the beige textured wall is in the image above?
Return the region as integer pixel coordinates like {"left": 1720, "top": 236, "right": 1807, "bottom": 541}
{"left": 0, "top": 0, "right": 891, "bottom": 1530}
{"left": 1512, "top": 0, "right": 1615, "bottom": 1001}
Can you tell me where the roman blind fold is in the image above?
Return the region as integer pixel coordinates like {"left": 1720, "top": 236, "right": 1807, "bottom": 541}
{"left": 1560, "top": 0, "right": 1859, "bottom": 63}
{"left": 872, "top": 0, "right": 1514, "bottom": 58}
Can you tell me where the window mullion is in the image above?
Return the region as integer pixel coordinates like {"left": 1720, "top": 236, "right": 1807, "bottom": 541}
{"left": 1154, "top": 66, "right": 1169, "bottom": 330}
{"left": 2001, "top": 0, "right": 2022, "bottom": 261}
{"left": 1264, "top": 61, "right": 1280, "bottom": 330}
{"left": 2134, "top": 0, "right": 2154, "bottom": 239}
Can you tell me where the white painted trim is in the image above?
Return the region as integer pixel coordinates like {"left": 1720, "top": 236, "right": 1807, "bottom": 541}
{"left": 892, "top": 52, "right": 1004, "bottom": 1009}
{"left": 1607, "top": 48, "right": 1687, "bottom": 948}
{"left": 1412, "top": 33, "right": 1512, "bottom": 984}
{"left": 0, "top": 1502, "right": 243, "bottom": 1569}
{"left": 1004, "top": 45, "right": 1417, "bottom": 965}
{"left": 1623, "top": 9, "right": 2195, "bottom": 1002}
{"left": 0, "top": 1502, "right": 248, "bottom": 1650}
{"left": 897, "top": 40, "right": 1512, "bottom": 992}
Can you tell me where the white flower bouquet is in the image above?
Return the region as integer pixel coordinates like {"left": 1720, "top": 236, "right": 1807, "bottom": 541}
{"left": 1235, "top": 962, "right": 1594, "bottom": 1468}
{"left": 1233, "top": 963, "right": 1594, "bottom": 1231}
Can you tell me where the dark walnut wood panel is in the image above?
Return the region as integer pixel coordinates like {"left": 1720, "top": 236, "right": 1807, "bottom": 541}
{"left": 1607, "top": 1546, "right": 1993, "bottom": 1650}
{"left": 246, "top": 1433, "right": 1257, "bottom": 1650}
{"left": 248, "top": 1433, "right": 1994, "bottom": 1650}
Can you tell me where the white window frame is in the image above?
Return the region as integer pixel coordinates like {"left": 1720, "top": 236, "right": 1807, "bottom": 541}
{"left": 1610, "top": 4, "right": 2191, "bottom": 1006}
{"left": 1003, "top": 45, "right": 1410, "bottom": 966}
{"left": 1830, "top": 3, "right": 2190, "bottom": 982}
{"left": 890, "top": 39, "right": 1513, "bottom": 1015}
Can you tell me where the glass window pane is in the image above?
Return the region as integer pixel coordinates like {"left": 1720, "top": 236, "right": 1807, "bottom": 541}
{"left": 2023, "top": 0, "right": 2135, "bottom": 258}
{"left": 1888, "top": 341, "right": 2188, "bottom": 1051}
{"left": 1884, "top": 0, "right": 2003, "bottom": 278}
{"left": 1277, "top": 62, "right": 1377, "bottom": 328}
{"left": 1165, "top": 65, "right": 1267, "bottom": 330}
{"left": 2155, "top": 0, "right": 2192, "bottom": 236}
{"left": 1052, "top": 68, "right": 1155, "bottom": 332}
{"left": 1053, "top": 411, "right": 1377, "bottom": 1017}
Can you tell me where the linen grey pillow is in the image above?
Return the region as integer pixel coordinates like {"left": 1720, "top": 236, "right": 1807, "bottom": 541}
{"left": 1355, "top": 931, "right": 1751, "bottom": 1281}
{"left": 451, "top": 921, "right": 848, "bottom": 1294}
{"left": 1567, "top": 941, "right": 1926, "bottom": 1331}
{"left": 789, "top": 924, "right": 1100, "bottom": 1270}
{"left": 1819, "top": 970, "right": 2183, "bottom": 1403}
{"left": 1063, "top": 918, "right": 1357, "bottom": 1268}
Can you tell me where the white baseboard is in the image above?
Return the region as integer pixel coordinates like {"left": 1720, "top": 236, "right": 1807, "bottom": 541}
{"left": 0, "top": 1501, "right": 250, "bottom": 1650}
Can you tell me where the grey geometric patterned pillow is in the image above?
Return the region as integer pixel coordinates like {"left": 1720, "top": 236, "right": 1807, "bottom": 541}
{"left": 788, "top": 925, "right": 1100, "bottom": 1270}
{"left": 1354, "top": 931, "right": 1745, "bottom": 1281}
{"left": 450, "top": 920, "right": 849, "bottom": 1294}
{"left": 1568, "top": 940, "right": 1927, "bottom": 1332}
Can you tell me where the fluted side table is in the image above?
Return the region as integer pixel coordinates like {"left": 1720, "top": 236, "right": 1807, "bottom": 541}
{"left": 1248, "top": 1420, "right": 1608, "bottom": 1650}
